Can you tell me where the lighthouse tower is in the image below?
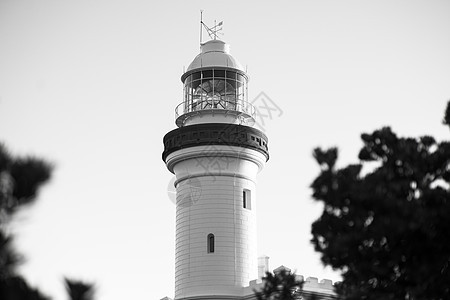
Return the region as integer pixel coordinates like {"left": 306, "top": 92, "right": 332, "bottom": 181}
{"left": 162, "top": 37, "right": 269, "bottom": 300}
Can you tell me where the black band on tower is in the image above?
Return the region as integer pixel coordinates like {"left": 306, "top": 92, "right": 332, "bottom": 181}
{"left": 162, "top": 123, "right": 269, "bottom": 162}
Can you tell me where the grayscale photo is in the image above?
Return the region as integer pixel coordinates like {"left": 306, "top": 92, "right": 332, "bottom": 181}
{"left": 1, "top": 1, "right": 450, "bottom": 300}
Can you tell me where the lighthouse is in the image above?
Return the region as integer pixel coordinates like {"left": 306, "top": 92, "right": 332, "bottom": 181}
{"left": 162, "top": 36, "right": 269, "bottom": 299}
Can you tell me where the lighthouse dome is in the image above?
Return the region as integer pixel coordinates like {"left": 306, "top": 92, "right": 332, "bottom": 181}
{"left": 182, "top": 40, "right": 245, "bottom": 81}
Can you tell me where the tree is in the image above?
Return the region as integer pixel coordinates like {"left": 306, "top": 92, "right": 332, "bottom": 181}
{"left": 0, "top": 143, "right": 52, "bottom": 224}
{"left": 255, "top": 269, "right": 304, "bottom": 300}
{"left": 0, "top": 276, "right": 51, "bottom": 300}
{"left": 310, "top": 102, "right": 450, "bottom": 299}
{"left": 0, "top": 143, "right": 97, "bottom": 300}
{"left": 255, "top": 269, "right": 326, "bottom": 300}
{"left": 0, "top": 143, "right": 53, "bottom": 300}
{"left": 64, "top": 278, "right": 95, "bottom": 300}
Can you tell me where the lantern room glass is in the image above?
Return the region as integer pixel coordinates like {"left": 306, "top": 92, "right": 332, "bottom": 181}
{"left": 183, "top": 69, "right": 248, "bottom": 114}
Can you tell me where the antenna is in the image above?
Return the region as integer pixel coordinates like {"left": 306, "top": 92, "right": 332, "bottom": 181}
{"left": 199, "top": 12, "right": 224, "bottom": 41}
{"left": 199, "top": 10, "right": 203, "bottom": 47}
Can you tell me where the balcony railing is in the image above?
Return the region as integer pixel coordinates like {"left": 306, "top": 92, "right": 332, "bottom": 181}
{"left": 175, "top": 98, "right": 256, "bottom": 126}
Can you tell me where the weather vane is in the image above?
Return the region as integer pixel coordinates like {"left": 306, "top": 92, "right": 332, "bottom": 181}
{"left": 200, "top": 10, "right": 224, "bottom": 45}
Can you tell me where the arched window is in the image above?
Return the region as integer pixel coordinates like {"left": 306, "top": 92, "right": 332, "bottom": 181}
{"left": 207, "top": 233, "right": 215, "bottom": 253}
{"left": 243, "top": 189, "right": 251, "bottom": 210}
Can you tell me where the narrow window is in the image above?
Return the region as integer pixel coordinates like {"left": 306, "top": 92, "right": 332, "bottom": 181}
{"left": 207, "top": 233, "right": 215, "bottom": 253}
{"left": 243, "top": 189, "right": 251, "bottom": 210}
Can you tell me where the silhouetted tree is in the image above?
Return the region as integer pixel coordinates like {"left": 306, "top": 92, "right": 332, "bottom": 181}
{"left": 0, "top": 232, "right": 22, "bottom": 280}
{"left": 64, "top": 278, "right": 95, "bottom": 300}
{"left": 310, "top": 102, "right": 450, "bottom": 299}
{"left": 255, "top": 269, "right": 304, "bottom": 300}
{"left": 0, "top": 277, "right": 51, "bottom": 300}
{"left": 0, "top": 143, "right": 52, "bottom": 222}
{"left": 0, "top": 143, "right": 97, "bottom": 300}
{"left": 0, "top": 143, "right": 53, "bottom": 300}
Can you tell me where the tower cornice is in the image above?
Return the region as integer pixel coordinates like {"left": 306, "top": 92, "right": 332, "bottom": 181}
{"left": 162, "top": 123, "right": 269, "bottom": 163}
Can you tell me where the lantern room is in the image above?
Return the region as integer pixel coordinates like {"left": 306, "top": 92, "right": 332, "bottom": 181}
{"left": 175, "top": 39, "right": 256, "bottom": 127}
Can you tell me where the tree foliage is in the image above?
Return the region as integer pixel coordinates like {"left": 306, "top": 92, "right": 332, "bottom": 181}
{"left": 64, "top": 278, "right": 95, "bottom": 300}
{"left": 0, "top": 143, "right": 52, "bottom": 220}
{"left": 255, "top": 269, "right": 326, "bottom": 300}
{"left": 255, "top": 269, "right": 304, "bottom": 300}
{"left": 0, "top": 143, "right": 95, "bottom": 300}
{"left": 310, "top": 102, "right": 450, "bottom": 299}
{"left": 0, "top": 232, "right": 22, "bottom": 280}
{"left": 0, "top": 276, "right": 51, "bottom": 300}
{"left": 0, "top": 143, "right": 53, "bottom": 299}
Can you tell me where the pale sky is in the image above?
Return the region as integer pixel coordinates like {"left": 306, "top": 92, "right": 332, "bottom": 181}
{"left": 1, "top": 1, "right": 450, "bottom": 300}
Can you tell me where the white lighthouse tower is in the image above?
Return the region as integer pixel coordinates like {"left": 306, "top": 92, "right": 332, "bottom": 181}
{"left": 163, "top": 35, "right": 269, "bottom": 300}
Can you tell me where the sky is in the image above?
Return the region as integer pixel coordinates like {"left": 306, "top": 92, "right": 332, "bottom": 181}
{"left": 1, "top": 0, "right": 450, "bottom": 299}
